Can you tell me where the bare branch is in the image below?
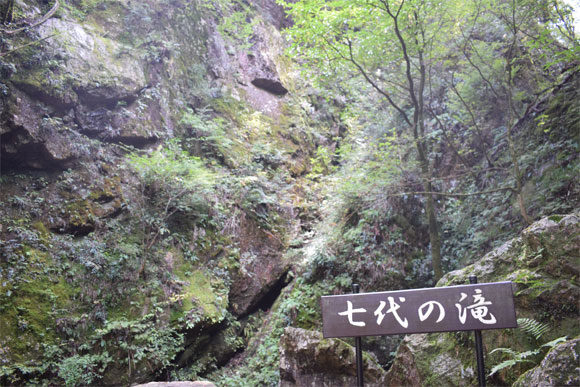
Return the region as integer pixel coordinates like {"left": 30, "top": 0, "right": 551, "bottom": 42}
{"left": 385, "top": 186, "right": 516, "bottom": 198}
{"left": 0, "top": 33, "right": 56, "bottom": 57}
{"left": 2, "top": 0, "right": 60, "bottom": 35}
{"left": 343, "top": 37, "right": 413, "bottom": 127}
{"left": 448, "top": 72, "right": 494, "bottom": 166}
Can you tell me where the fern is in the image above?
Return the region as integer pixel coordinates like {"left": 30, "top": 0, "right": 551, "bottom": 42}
{"left": 517, "top": 317, "right": 550, "bottom": 340}
{"left": 488, "top": 318, "right": 568, "bottom": 377}
{"left": 541, "top": 336, "right": 568, "bottom": 349}
{"left": 489, "top": 359, "right": 519, "bottom": 376}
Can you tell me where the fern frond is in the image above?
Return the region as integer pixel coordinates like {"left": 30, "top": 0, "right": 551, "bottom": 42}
{"left": 489, "top": 359, "right": 517, "bottom": 376}
{"left": 517, "top": 317, "right": 550, "bottom": 340}
{"left": 490, "top": 347, "right": 518, "bottom": 356}
{"left": 517, "top": 349, "right": 540, "bottom": 359}
{"left": 541, "top": 336, "right": 568, "bottom": 349}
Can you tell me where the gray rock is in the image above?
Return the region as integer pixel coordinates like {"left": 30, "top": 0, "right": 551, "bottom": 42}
{"left": 514, "top": 337, "right": 580, "bottom": 387}
{"left": 39, "top": 19, "right": 147, "bottom": 98}
{"left": 279, "top": 327, "right": 386, "bottom": 387}
{"left": 1, "top": 89, "right": 82, "bottom": 169}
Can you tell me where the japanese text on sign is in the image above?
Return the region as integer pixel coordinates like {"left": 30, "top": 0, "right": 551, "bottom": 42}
{"left": 321, "top": 282, "right": 517, "bottom": 338}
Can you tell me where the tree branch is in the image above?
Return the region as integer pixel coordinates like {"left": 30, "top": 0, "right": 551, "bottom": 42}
{"left": 0, "top": 33, "right": 56, "bottom": 57}
{"left": 343, "top": 37, "right": 413, "bottom": 127}
{"left": 386, "top": 186, "right": 515, "bottom": 198}
{"left": 2, "top": 0, "right": 60, "bottom": 35}
{"left": 448, "top": 72, "right": 494, "bottom": 167}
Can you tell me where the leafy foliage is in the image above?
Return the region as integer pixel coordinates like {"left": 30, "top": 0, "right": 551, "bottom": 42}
{"left": 517, "top": 317, "right": 550, "bottom": 340}
{"left": 1, "top": 0, "right": 578, "bottom": 385}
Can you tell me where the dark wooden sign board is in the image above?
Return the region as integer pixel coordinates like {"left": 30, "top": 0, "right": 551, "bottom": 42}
{"left": 321, "top": 281, "right": 517, "bottom": 338}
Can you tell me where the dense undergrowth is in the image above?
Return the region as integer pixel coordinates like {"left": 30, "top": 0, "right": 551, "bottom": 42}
{"left": 0, "top": 0, "right": 578, "bottom": 385}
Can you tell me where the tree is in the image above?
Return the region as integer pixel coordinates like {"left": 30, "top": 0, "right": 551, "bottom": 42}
{"left": 282, "top": 0, "right": 578, "bottom": 280}
{"left": 444, "top": 0, "right": 579, "bottom": 225}
{"left": 282, "top": 0, "right": 467, "bottom": 280}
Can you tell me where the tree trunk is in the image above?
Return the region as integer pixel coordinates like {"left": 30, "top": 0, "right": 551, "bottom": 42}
{"left": 423, "top": 173, "right": 443, "bottom": 281}
{"left": 506, "top": 120, "right": 532, "bottom": 225}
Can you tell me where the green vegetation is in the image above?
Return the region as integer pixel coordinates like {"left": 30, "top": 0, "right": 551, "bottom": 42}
{"left": 282, "top": 0, "right": 579, "bottom": 279}
{"left": 489, "top": 318, "right": 568, "bottom": 378}
{"left": 0, "top": 0, "right": 578, "bottom": 385}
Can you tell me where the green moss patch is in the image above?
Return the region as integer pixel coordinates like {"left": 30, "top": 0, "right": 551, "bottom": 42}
{"left": 0, "top": 275, "right": 78, "bottom": 363}
{"left": 171, "top": 254, "right": 229, "bottom": 327}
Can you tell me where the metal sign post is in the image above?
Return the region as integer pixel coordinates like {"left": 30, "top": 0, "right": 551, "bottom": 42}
{"left": 352, "top": 284, "right": 364, "bottom": 387}
{"left": 470, "top": 275, "right": 486, "bottom": 387}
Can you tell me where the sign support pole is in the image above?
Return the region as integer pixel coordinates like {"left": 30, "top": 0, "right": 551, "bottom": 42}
{"left": 352, "top": 283, "right": 364, "bottom": 387}
{"left": 470, "top": 275, "right": 486, "bottom": 387}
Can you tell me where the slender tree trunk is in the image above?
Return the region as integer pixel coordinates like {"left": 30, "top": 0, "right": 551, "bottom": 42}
{"left": 506, "top": 125, "right": 532, "bottom": 225}
{"left": 505, "top": 41, "right": 532, "bottom": 226}
{"left": 420, "top": 162, "right": 443, "bottom": 281}
{"left": 2, "top": 0, "right": 14, "bottom": 24}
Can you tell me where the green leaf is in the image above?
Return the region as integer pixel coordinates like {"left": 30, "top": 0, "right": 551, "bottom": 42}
{"left": 541, "top": 336, "right": 568, "bottom": 349}
{"left": 489, "top": 359, "right": 517, "bottom": 376}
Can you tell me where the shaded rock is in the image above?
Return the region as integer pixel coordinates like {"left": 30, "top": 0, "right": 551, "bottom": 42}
{"left": 385, "top": 333, "right": 475, "bottom": 387}
{"left": 0, "top": 89, "right": 82, "bottom": 170}
{"left": 47, "top": 176, "right": 125, "bottom": 235}
{"left": 228, "top": 213, "right": 292, "bottom": 316}
{"left": 251, "top": 0, "right": 290, "bottom": 29}
{"left": 251, "top": 77, "right": 288, "bottom": 95}
{"left": 74, "top": 101, "right": 160, "bottom": 146}
{"left": 279, "top": 327, "right": 386, "bottom": 387}
{"left": 513, "top": 337, "right": 580, "bottom": 387}
{"left": 1, "top": 12, "right": 165, "bottom": 170}
{"left": 383, "top": 334, "right": 427, "bottom": 387}
{"left": 228, "top": 247, "right": 291, "bottom": 316}
{"left": 13, "top": 74, "right": 78, "bottom": 111}
{"left": 384, "top": 213, "right": 580, "bottom": 386}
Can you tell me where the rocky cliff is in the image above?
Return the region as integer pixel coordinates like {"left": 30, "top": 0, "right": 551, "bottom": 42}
{"left": 0, "top": 0, "right": 334, "bottom": 384}
{"left": 1, "top": 1, "right": 578, "bottom": 386}
{"left": 383, "top": 213, "right": 580, "bottom": 386}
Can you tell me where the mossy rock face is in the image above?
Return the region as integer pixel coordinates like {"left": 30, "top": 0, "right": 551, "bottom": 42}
{"left": 12, "top": 68, "right": 79, "bottom": 109}
{"left": 170, "top": 251, "right": 229, "bottom": 328}
{"left": 385, "top": 213, "right": 580, "bottom": 386}
{"left": 38, "top": 18, "right": 147, "bottom": 98}
{"left": 0, "top": 248, "right": 79, "bottom": 365}
{"left": 0, "top": 0, "right": 327, "bottom": 384}
{"left": 178, "top": 270, "right": 228, "bottom": 326}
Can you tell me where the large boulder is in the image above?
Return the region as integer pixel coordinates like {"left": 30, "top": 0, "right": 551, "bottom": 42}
{"left": 384, "top": 213, "right": 580, "bottom": 386}
{"left": 0, "top": 88, "right": 84, "bottom": 169}
{"left": 228, "top": 214, "right": 292, "bottom": 317}
{"left": 279, "top": 327, "right": 386, "bottom": 386}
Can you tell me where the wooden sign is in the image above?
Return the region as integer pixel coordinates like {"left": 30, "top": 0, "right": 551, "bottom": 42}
{"left": 321, "top": 282, "right": 517, "bottom": 338}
